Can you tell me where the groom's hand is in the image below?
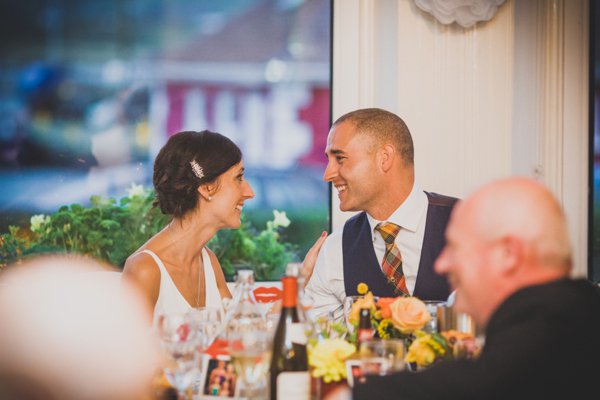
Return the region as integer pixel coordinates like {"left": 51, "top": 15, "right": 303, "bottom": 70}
{"left": 301, "top": 231, "right": 328, "bottom": 287}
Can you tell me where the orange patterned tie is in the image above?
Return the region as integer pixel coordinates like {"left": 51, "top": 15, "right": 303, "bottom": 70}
{"left": 375, "top": 222, "right": 409, "bottom": 296}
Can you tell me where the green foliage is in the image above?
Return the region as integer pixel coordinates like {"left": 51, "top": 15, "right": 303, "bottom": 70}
{"left": 1, "top": 186, "right": 170, "bottom": 270}
{"left": 0, "top": 185, "right": 300, "bottom": 281}
{"left": 0, "top": 226, "right": 30, "bottom": 268}
{"left": 207, "top": 212, "right": 299, "bottom": 281}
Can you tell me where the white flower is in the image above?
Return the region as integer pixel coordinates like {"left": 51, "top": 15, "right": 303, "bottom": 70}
{"left": 272, "top": 210, "right": 291, "bottom": 229}
{"left": 126, "top": 183, "right": 146, "bottom": 198}
{"left": 30, "top": 214, "right": 50, "bottom": 232}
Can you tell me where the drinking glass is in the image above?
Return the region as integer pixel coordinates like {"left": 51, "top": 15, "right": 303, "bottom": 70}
{"left": 188, "top": 306, "right": 223, "bottom": 350}
{"left": 358, "top": 339, "right": 406, "bottom": 376}
{"left": 156, "top": 313, "right": 202, "bottom": 399}
{"left": 227, "top": 318, "right": 272, "bottom": 399}
{"left": 422, "top": 301, "right": 446, "bottom": 334}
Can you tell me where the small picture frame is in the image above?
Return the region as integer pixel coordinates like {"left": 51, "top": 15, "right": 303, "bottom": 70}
{"left": 345, "top": 359, "right": 364, "bottom": 387}
{"left": 200, "top": 354, "right": 241, "bottom": 398}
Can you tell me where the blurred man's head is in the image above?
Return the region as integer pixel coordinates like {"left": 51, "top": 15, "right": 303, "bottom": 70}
{"left": 435, "top": 177, "right": 572, "bottom": 326}
{"left": 0, "top": 255, "right": 160, "bottom": 400}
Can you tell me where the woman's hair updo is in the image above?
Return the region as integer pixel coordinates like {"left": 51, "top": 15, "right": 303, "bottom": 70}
{"left": 152, "top": 130, "right": 242, "bottom": 218}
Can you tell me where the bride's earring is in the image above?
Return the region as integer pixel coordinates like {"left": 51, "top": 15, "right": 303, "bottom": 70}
{"left": 207, "top": 196, "right": 212, "bottom": 201}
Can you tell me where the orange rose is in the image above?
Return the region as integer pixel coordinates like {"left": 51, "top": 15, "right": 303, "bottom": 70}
{"left": 376, "top": 297, "right": 397, "bottom": 319}
{"left": 389, "top": 297, "right": 431, "bottom": 333}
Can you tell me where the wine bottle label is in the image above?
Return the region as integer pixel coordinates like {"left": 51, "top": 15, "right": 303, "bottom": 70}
{"left": 289, "top": 322, "right": 307, "bottom": 345}
{"left": 276, "top": 371, "right": 310, "bottom": 399}
{"left": 358, "top": 328, "right": 374, "bottom": 342}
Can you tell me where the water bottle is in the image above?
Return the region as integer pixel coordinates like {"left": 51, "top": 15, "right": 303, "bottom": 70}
{"left": 224, "top": 270, "right": 265, "bottom": 332}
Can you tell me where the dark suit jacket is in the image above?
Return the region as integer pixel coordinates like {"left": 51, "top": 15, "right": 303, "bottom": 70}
{"left": 342, "top": 192, "right": 457, "bottom": 300}
{"left": 353, "top": 278, "right": 600, "bottom": 400}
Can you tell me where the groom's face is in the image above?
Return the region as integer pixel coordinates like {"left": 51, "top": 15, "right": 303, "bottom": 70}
{"left": 323, "top": 121, "right": 380, "bottom": 214}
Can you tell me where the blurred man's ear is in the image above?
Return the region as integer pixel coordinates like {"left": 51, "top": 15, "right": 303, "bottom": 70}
{"left": 496, "top": 235, "right": 523, "bottom": 276}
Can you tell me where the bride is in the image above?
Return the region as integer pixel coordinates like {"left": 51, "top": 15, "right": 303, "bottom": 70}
{"left": 122, "top": 130, "right": 326, "bottom": 325}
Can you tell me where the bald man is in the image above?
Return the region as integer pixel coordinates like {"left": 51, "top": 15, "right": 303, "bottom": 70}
{"left": 345, "top": 177, "right": 600, "bottom": 400}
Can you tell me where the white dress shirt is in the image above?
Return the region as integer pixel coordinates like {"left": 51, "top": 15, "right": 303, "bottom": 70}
{"left": 305, "top": 182, "right": 429, "bottom": 321}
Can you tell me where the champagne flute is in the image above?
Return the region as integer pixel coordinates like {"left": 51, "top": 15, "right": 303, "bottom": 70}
{"left": 228, "top": 319, "right": 272, "bottom": 399}
{"left": 156, "top": 313, "right": 202, "bottom": 399}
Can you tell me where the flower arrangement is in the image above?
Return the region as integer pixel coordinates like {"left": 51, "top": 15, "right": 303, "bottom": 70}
{"left": 347, "top": 284, "right": 482, "bottom": 369}
{"left": 347, "top": 284, "right": 431, "bottom": 341}
{"left": 308, "top": 338, "right": 356, "bottom": 383}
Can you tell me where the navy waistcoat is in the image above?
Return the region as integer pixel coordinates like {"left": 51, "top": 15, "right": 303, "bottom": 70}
{"left": 342, "top": 192, "right": 457, "bottom": 300}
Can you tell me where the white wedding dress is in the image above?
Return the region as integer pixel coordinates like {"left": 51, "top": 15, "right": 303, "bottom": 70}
{"left": 141, "top": 248, "right": 224, "bottom": 326}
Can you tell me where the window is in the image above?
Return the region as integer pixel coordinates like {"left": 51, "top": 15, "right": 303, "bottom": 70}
{"left": 0, "top": 0, "right": 331, "bottom": 281}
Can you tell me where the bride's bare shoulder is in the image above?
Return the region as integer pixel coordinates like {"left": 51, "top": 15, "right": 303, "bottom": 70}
{"left": 123, "top": 248, "right": 160, "bottom": 281}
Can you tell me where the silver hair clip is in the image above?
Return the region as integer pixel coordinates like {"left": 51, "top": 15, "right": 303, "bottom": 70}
{"left": 190, "top": 160, "right": 204, "bottom": 179}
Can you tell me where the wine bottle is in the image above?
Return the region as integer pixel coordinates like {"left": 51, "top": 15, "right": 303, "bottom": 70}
{"left": 285, "top": 263, "right": 315, "bottom": 333}
{"left": 269, "top": 275, "right": 310, "bottom": 400}
{"left": 357, "top": 307, "right": 374, "bottom": 349}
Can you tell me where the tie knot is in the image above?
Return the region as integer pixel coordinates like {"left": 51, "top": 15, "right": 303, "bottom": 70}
{"left": 376, "top": 222, "right": 400, "bottom": 245}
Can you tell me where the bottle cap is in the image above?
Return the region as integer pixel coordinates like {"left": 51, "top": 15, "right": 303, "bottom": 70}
{"left": 285, "top": 262, "right": 302, "bottom": 277}
{"left": 236, "top": 270, "right": 254, "bottom": 284}
{"left": 281, "top": 276, "right": 298, "bottom": 307}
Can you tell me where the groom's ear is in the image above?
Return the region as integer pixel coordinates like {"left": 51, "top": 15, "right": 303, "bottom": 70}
{"left": 378, "top": 144, "right": 395, "bottom": 172}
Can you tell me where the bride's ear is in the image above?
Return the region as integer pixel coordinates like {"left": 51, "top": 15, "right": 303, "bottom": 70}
{"left": 197, "top": 184, "right": 214, "bottom": 202}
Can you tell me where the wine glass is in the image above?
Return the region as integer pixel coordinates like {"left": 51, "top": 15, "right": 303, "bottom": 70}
{"left": 358, "top": 339, "right": 406, "bottom": 376}
{"left": 188, "top": 306, "right": 223, "bottom": 349}
{"left": 422, "top": 300, "right": 446, "bottom": 334}
{"left": 227, "top": 318, "right": 272, "bottom": 399}
{"left": 156, "top": 313, "right": 202, "bottom": 399}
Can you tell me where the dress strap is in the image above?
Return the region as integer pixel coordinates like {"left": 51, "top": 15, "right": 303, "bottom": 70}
{"left": 140, "top": 249, "right": 168, "bottom": 275}
{"left": 202, "top": 247, "right": 224, "bottom": 314}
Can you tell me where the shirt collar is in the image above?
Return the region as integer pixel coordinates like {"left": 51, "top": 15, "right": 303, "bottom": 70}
{"left": 366, "top": 182, "right": 428, "bottom": 240}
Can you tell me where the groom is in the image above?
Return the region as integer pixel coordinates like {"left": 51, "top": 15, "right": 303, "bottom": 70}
{"left": 304, "top": 108, "right": 457, "bottom": 319}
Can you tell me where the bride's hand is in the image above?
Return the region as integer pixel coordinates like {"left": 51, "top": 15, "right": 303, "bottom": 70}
{"left": 301, "top": 231, "right": 328, "bottom": 286}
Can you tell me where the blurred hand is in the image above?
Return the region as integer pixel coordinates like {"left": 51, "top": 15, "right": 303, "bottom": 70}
{"left": 301, "top": 231, "right": 328, "bottom": 287}
{"left": 323, "top": 384, "right": 352, "bottom": 400}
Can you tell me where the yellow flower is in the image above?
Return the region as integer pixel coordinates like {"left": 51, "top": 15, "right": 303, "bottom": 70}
{"left": 377, "top": 318, "right": 393, "bottom": 339}
{"left": 357, "top": 283, "right": 368, "bottom": 295}
{"left": 308, "top": 339, "right": 356, "bottom": 383}
{"left": 404, "top": 332, "right": 448, "bottom": 366}
{"left": 404, "top": 335, "right": 436, "bottom": 366}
